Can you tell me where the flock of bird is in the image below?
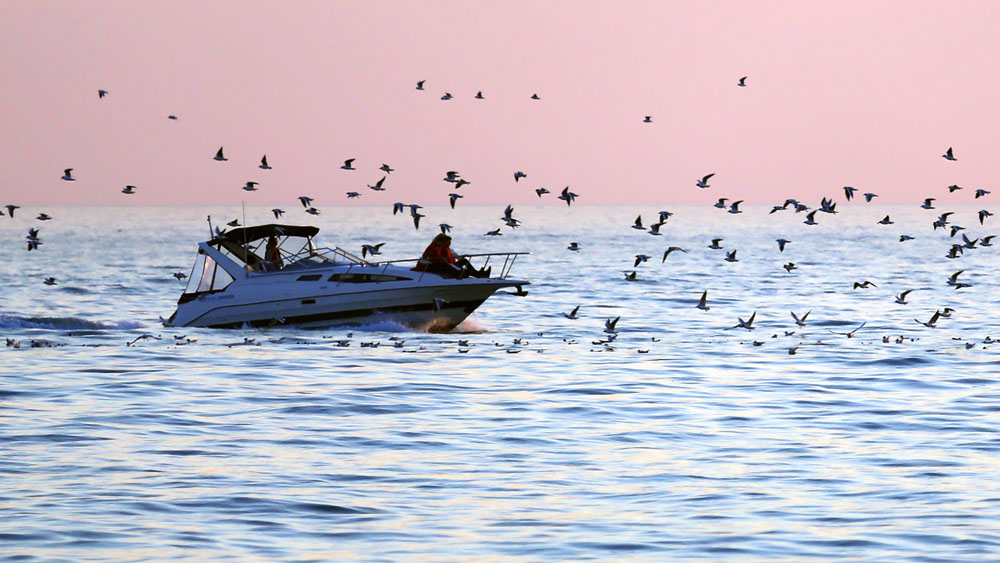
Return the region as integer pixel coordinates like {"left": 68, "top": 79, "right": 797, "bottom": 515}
{"left": 3, "top": 78, "right": 997, "bottom": 354}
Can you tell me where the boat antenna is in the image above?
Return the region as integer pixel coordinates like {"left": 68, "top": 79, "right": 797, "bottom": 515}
{"left": 207, "top": 215, "right": 213, "bottom": 239}
{"left": 242, "top": 201, "right": 249, "bottom": 278}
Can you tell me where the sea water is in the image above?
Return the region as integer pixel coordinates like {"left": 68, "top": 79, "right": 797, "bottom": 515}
{"left": 2, "top": 204, "right": 999, "bottom": 560}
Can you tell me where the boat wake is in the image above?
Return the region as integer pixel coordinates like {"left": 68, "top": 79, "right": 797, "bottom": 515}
{"left": 0, "top": 314, "right": 145, "bottom": 331}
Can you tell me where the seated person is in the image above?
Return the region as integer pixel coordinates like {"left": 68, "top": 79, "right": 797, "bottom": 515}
{"left": 264, "top": 235, "right": 283, "bottom": 271}
{"left": 413, "top": 233, "right": 490, "bottom": 278}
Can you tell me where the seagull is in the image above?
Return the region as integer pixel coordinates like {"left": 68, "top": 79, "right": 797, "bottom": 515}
{"left": 168, "top": 115, "right": 178, "bottom": 120}
{"left": 623, "top": 271, "right": 637, "bottom": 281}
{"left": 939, "top": 307, "right": 956, "bottom": 318}
{"left": 946, "top": 270, "right": 964, "bottom": 286}
{"left": 979, "top": 210, "right": 993, "bottom": 224}
{"left": 306, "top": 207, "right": 321, "bottom": 215}
{"left": 783, "top": 262, "right": 797, "bottom": 272}
{"left": 899, "top": 235, "right": 914, "bottom": 242}
{"left": 346, "top": 192, "right": 361, "bottom": 198}
{"left": 733, "top": 312, "right": 756, "bottom": 330}
{"left": 725, "top": 250, "right": 738, "bottom": 262}
{"left": 443, "top": 171, "right": 461, "bottom": 183}
{"left": 272, "top": 209, "right": 284, "bottom": 219}
{"left": 531, "top": 93, "right": 540, "bottom": 100}
{"left": 535, "top": 188, "right": 550, "bottom": 197}
{"left": 26, "top": 228, "right": 41, "bottom": 251}
{"left": 449, "top": 193, "right": 463, "bottom": 208}
{"left": 122, "top": 185, "right": 136, "bottom": 195}
{"left": 441, "top": 92, "right": 453, "bottom": 100}
{"left": 226, "top": 219, "right": 240, "bottom": 227}
{"left": 942, "top": 147, "right": 957, "bottom": 161}
{"left": 658, "top": 210, "right": 674, "bottom": 222}
{"left": 696, "top": 290, "right": 710, "bottom": 311}
{"left": 412, "top": 212, "right": 424, "bottom": 229}
{"left": 61, "top": 168, "right": 75, "bottom": 181}
{"left": 829, "top": 321, "right": 866, "bottom": 338}
{"left": 563, "top": 305, "right": 580, "bottom": 319}
{"left": 947, "top": 184, "right": 963, "bottom": 193}
{"left": 475, "top": 91, "right": 484, "bottom": 99}
{"left": 776, "top": 238, "right": 791, "bottom": 252}
{"left": 878, "top": 215, "right": 894, "bottom": 225}
{"left": 894, "top": 290, "right": 913, "bottom": 304}
{"left": 485, "top": 228, "right": 502, "bottom": 236}
{"left": 708, "top": 238, "right": 724, "bottom": 249}
{"left": 981, "top": 235, "right": 996, "bottom": 247}
{"left": 368, "top": 176, "right": 387, "bottom": 191}
{"left": 242, "top": 181, "right": 259, "bottom": 191}
{"left": 634, "top": 254, "right": 651, "bottom": 267}
{"left": 172, "top": 272, "right": 188, "bottom": 280}
{"left": 853, "top": 280, "right": 877, "bottom": 289}
{"left": 770, "top": 205, "right": 786, "bottom": 214}
{"left": 298, "top": 196, "right": 314, "bottom": 208}
{"left": 514, "top": 171, "right": 527, "bottom": 182}
{"left": 921, "top": 198, "right": 935, "bottom": 209}
{"left": 648, "top": 222, "right": 665, "bottom": 236}
{"left": 791, "top": 310, "right": 810, "bottom": 327}
{"left": 5, "top": 205, "right": 18, "bottom": 218}
{"left": 728, "top": 200, "right": 743, "bottom": 214}
{"left": 259, "top": 155, "right": 272, "bottom": 169}
{"left": 567, "top": 242, "right": 580, "bottom": 251}
{"left": 662, "top": 247, "right": 687, "bottom": 262}
{"left": 696, "top": 173, "right": 714, "bottom": 189}
{"left": 975, "top": 189, "right": 991, "bottom": 199}
{"left": 558, "top": 187, "right": 578, "bottom": 206}
{"left": 915, "top": 310, "right": 942, "bottom": 328}
{"left": 604, "top": 316, "right": 620, "bottom": 333}
{"left": 844, "top": 186, "right": 857, "bottom": 200}
{"left": 341, "top": 158, "right": 356, "bottom": 170}
{"left": 213, "top": 147, "right": 227, "bottom": 161}
{"left": 361, "top": 243, "right": 385, "bottom": 258}
{"left": 737, "top": 76, "right": 747, "bottom": 87}
{"left": 863, "top": 192, "right": 878, "bottom": 202}
{"left": 714, "top": 198, "right": 729, "bottom": 209}
{"left": 803, "top": 210, "right": 819, "bottom": 225}
{"left": 951, "top": 225, "right": 966, "bottom": 238}
{"left": 632, "top": 215, "right": 645, "bottom": 230}
{"left": 643, "top": 116, "right": 652, "bottom": 123}
{"left": 416, "top": 80, "right": 425, "bottom": 90}
{"left": 98, "top": 89, "right": 108, "bottom": 98}
{"left": 36, "top": 213, "right": 52, "bottom": 221}
{"left": 44, "top": 277, "right": 57, "bottom": 285}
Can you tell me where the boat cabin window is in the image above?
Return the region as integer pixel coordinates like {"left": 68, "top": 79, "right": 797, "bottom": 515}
{"left": 328, "top": 273, "right": 412, "bottom": 283}
{"left": 297, "top": 274, "right": 323, "bottom": 281}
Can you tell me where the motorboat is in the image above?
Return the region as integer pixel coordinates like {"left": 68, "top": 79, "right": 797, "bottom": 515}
{"left": 164, "top": 223, "right": 530, "bottom": 330}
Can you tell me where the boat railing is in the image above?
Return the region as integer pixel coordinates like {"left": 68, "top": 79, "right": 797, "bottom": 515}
{"left": 367, "top": 251, "right": 531, "bottom": 283}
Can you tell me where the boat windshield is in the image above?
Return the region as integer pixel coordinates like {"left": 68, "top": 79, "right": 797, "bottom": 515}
{"left": 183, "top": 250, "right": 234, "bottom": 294}
{"left": 212, "top": 235, "right": 364, "bottom": 273}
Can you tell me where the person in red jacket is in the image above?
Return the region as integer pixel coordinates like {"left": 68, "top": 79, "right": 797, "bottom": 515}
{"left": 414, "top": 233, "right": 490, "bottom": 278}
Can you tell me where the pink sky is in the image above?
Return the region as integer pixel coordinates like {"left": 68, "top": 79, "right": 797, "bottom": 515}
{"left": 1, "top": 1, "right": 997, "bottom": 207}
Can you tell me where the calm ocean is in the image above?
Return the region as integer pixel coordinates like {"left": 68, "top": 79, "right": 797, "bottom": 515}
{"left": 2, "top": 204, "right": 998, "bottom": 560}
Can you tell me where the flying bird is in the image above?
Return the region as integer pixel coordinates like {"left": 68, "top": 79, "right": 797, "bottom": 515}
{"left": 380, "top": 163, "right": 394, "bottom": 174}
{"left": 36, "top": 213, "right": 52, "bottom": 221}
{"left": 853, "top": 280, "right": 877, "bottom": 289}
{"left": 558, "top": 187, "right": 578, "bottom": 206}
{"left": 44, "top": 277, "right": 57, "bottom": 285}
{"left": 122, "top": 185, "right": 136, "bottom": 195}
{"left": 346, "top": 192, "right": 361, "bottom": 198}
{"left": 915, "top": 310, "right": 941, "bottom": 328}
{"left": 475, "top": 91, "right": 484, "bottom": 99}
{"left": 708, "top": 238, "right": 724, "bottom": 249}
{"left": 563, "top": 305, "right": 580, "bottom": 320}
{"left": 844, "top": 186, "right": 857, "bottom": 200}
{"left": 567, "top": 242, "right": 580, "bottom": 251}
{"left": 733, "top": 312, "right": 756, "bottom": 330}
{"left": 213, "top": 147, "right": 227, "bottom": 161}
{"left": 942, "top": 147, "right": 957, "bottom": 161}
{"left": 242, "top": 181, "right": 259, "bottom": 192}
{"left": 947, "top": 184, "right": 963, "bottom": 193}
{"left": 272, "top": 209, "right": 284, "bottom": 219}
{"left": 829, "top": 322, "right": 866, "bottom": 338}
{"left": 449, "top": 193, "right": 463, "bottom": 208}
{"left": 978, "top": 209, "right": 993, "bottom": 224}
{"left": 776, "top": 238, "right": 790, "bottom": 252}
{"left": 975, "top": 189, "right": 991, "bottom": 199}
{"left": 514, "top": 171, "right": 527, "bottom": 182}
{"left": 803, "top": 210, "right": 819, "bottom": 225}
{"left": 485, "top": 228, "right": 502, "bottom": 236}
{"left": 634, "top": 254, "right": 651, "bottom": 267}
{"left": 98, "top": 89, "right": 108, "bottom": 98}
{"left": 725, "top": 250, "right": 738, "bottom": 262}
{"left": 531, "top": 93, "right": 540, "bottom": 100}
{"left": 643, "top": 116, "right": 652, "bottom": 123}
{"left": 894, "top": 290, "right": 913, "bottom": 304}
{"left": 416, "top": 80, "right": 425, "bottom": 90}
{"left": 61, "top": 169, "right": 75, "bottom": 181}
{"left": 535, "top": 188, "right": 550, "bottom": 197}
{"left": 696, "top": 290, "right": 710, "bottom": 311}
{"left": 368, "top": 176, "right": 387, "bottom": 191}
{"left": 361, "top": 243, "right": 385, "bottom": 258}
{"left": 737, "top": 76, "right": 747, "bottom": 87}
{"left": 791, "top": 310, "right": 810, "bottom": 327}
{"left": 298, "top": 196, "right": 314, "bottom": 208}
{"left": 441, "top": 92, "right": 453, "bottom": 100}
{"left": 878, "top": 215, "right": 894, "bottom": 225}
{"left": 921, "top": 198, "right": 935, "bottom": 209}
{"left": 783, "top": 262, "right": 797, "bottom": 272}
{"left": 863, "top": 193, "right": 878, "bottom": 202}
{"left": 632, "top": 215, "right": 645, "bottom": 230}
{"left": 306, "top": 207, "right": 321, "bottom": 215}
{"left": 341, "top": 158, "right": 356, "bottom": 170}
{"left": 258, "top": 155, "right": 272, "bottom": 170}
{"left": 4, "top": 205, "right": 19, "bottom": 218}
{"left": 696, "top": 173, "right": 714, "bottom": 189}
{"left": 604, "top": 316, "right": 620, "bottom": 333}
{"left": 662, "top": 247, "right": 687, "bottom": 262}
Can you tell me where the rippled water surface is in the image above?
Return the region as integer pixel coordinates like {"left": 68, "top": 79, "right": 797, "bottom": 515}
{"left": 2, "top": 205, "right": 999, "bottom": 561}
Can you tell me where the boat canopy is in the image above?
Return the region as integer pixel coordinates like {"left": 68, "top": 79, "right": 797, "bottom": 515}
{"left": 209, "top": 224, "right": 319, "bottom": 245}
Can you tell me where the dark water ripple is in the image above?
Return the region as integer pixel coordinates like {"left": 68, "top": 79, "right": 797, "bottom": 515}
{"left": 2, "top": 206, "right": 1000, "bottom": 559}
